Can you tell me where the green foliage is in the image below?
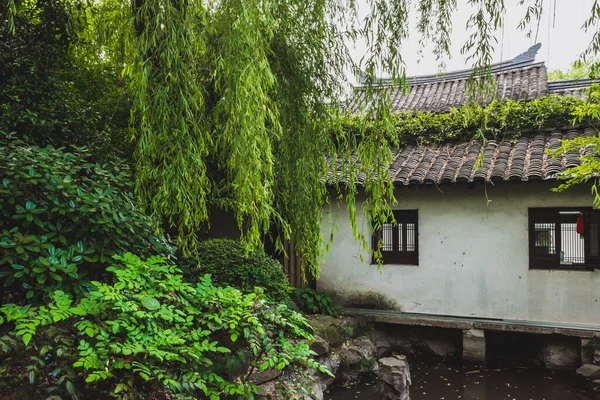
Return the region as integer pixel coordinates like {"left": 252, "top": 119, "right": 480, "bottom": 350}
{"left": 341, "top": 95, "right": 588, "bottom": 146}
{"left": 0, "top": 145, "right": 173, "bottom": 303}
{"left": 0, "top": 0, "right": 130, "bottom": 156}
{"left": 0, "top": 254, "right": 328, "bottom": 399}
{"left": 182, "top": 239, "right": 292, "bottom": 303}
{"left": 293, "top": 289, "right": 338, "bottom": 317}
{"left": 549, "top": 84, "right": 600, "bottom": 204}
{"left": 548, "top": 60, "right": 598, "bottom": 81}
{"left": 7, "top": 0, "right": 600, "bottom": 281}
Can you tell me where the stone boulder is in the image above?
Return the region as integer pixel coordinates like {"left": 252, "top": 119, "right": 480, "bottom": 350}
{"left": 249, "top": 369, "right": 281, "bottom": 385}
{"left": 307, "top": 315, "right": 365, "bottom": 348}
{"left": 540, "top": 338, "right": 580, "bottom": 370}
{"left": 255, "top": 381, "right": 277, "bottom": 399}
{"left": 256, "top": 375, "right": 324, "bottom": 400}
{"left": 337, "top": 337, "right": 378, "bottom": 381}
{"left": 316, "top": 353, "right": 341, "bottom": 391}
{"left": 373, "top": 329, "right": 413, "bottom": 357}
{"left": 308, "top": 315, "right": 347, "bottom": 348}
{"left": 594, "top": 347, "right": 600, "bottom": 365}
{"left": 303, "top": 378, "right": 324, "bottom": 400}
{"left": 577, "top": 364, "right": 600, "bottom": 379}
{"left": 424, "top": 337, "right": 459, "bottom": 359}
{"left": 311, "top": 335, "right": 330, "bottom": 356}
{"left": 377, "top": 355, "right": 411, "bottom": 400}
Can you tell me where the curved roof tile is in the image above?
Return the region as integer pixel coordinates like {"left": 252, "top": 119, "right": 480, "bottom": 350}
{"left": 380, "top": 129, "right": 590, "bottom": 186}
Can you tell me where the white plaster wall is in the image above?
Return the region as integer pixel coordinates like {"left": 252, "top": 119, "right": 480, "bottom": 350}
{"left": 318, "top": 182, "right": 600, "bottom": 325}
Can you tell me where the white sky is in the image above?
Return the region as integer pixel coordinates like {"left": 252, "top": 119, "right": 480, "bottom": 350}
{"left": 347, "top": 0, "right": 597, "bottom": 82}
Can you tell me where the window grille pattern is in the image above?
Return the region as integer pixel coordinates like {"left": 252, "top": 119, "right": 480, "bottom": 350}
{"left": 406, "top": 223, "right": 416, "bottom": 252}
{"left": 373, "top": 210, "right": 418, "bottom": 265}
{"left": 381, "top": 224, "right": 394, "bottom": 251}
{"left": 529, "top": 208, "right": 600, "bottom": 270}
{"left": 560, "top": 223, "right": 585, "bottom": 264}
{"left": 534, "top": 223, "right": 556, "bottom": 255}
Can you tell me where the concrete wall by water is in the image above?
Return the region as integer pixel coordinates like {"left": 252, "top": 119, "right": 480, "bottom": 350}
{"left": 318, "top": 182, "right": 600, "bottom": 325}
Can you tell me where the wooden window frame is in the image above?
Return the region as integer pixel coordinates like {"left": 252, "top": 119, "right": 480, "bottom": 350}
{"left": 528, "top": 207, "right": 598, "bottom": 271}
{"left": 372, "top": 210, "right": 419, "bottom": 265}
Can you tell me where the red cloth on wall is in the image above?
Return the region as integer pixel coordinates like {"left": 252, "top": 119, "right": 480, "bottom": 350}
{"left": 577, "top": 215, "right": 585, "bottom": 236}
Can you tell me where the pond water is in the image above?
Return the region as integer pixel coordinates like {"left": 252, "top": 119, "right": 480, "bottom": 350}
{"left": 325, "top": 359, "right": 599, "bottom": 400}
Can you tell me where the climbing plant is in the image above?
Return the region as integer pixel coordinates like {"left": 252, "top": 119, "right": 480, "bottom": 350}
{"left": 549, "top": 84, "right": 600, "bottom": 202}
{"left": 341, "top": 94, "right": 589, "bottom": 146}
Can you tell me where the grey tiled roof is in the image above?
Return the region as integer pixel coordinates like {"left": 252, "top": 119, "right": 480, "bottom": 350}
{"left": 387, "top": 128, "right": 595, "bottom": 186}
{"left": 347, "top": 63, "right": 549, "bottom": 114}
{"left": 548, "top": 78, "right": 600, "bottom": 99}
{"left": 339, "top": 45, "right": 599, "bottom": 187}
{"left": 340, "top": 128, "right": 596, "bottom": 187}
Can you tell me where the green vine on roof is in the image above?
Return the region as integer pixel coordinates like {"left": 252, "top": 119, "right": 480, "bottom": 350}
{"left": 342, "top": 94, "right": 593, "bottom": 145}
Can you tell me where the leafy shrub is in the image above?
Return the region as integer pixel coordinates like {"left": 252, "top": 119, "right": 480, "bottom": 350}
{"left": 0, "top": 145, "right": 173, "bottom": 303}
{"left": 183, "top": 239, "right": 292, "bottom": 302}
{"left": 0, "top": 253, "right": 327, "bottom": 400}
{"left": 293, "top": 288, "right": 338, "bottom": 317}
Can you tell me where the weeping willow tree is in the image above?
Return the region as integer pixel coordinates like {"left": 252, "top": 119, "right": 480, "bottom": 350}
{"left": 5, "top": 0, "right": 600, "bottom": 279}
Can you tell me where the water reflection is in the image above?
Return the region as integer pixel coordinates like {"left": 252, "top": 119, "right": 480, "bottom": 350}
{"left": 326, "top": 360, "right": 598, "bottom": 400}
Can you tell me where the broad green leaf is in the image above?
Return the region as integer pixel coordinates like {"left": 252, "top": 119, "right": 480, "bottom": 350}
{"left": 141, "top": 296, "right": 160, "bottom": 311}
{"left": 22, "top": 333, "right": 32, "bottom": 346}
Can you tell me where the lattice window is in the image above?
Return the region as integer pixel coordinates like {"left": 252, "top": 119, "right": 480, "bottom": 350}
{"left": 373, "top": 210, "right": 419, "bottom": 265}
{"left": 529, "top": 208, "right": 600, "bottom": 270}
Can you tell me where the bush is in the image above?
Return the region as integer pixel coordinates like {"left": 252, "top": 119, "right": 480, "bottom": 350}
{"left": 0, "top": 145, "right": 173, "bottom": 303}
{"left": 0, "top": 253, "right": 327, "bottom": 400}
{"left": 293, "top": 288, "right": 338, "bottom": 317}
{"left": 183, "top": 239, "right": 292, "bottom": 302}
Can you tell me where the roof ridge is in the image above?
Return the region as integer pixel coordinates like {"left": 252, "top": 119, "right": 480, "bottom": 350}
{"left": 356, "top": 62, "right": 546, "bottom": 88}
{"left": 357, "top": 43, "right": 543, "bottom": 87}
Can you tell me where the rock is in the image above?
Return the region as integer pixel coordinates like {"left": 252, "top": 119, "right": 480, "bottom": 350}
{"left": 338, "top": 347, "right": 363, "bottom": 366}
{"left": 308, "top": 315, "right": 347, "bottom": 348}
{"left": 303, "top": 378, "right": 324, "bottom": 400}
{"left": 424, "top": 337, "right": 458, "bottom": 358}
{"left": 249, "top": 369, "right": 281, "bottom": 385}
{"left": 311, "top": 335, "right": 330, "bottom": 356}
{"left": 319, "top": 353, "right": 341, "bottom": 375}
{"left": 377, "top": 355, "right": 411, "bottom": 400}
{"left": 581, "top": 338, "right": 595, "bottom": 365}
{"left": 257, "top": 376, "right": 323, "bottom": 400}
{"left": 308, "top": 315, "right": 365, "bottom": 349}
{"left": 317, "top": 353, "right": 341, "bottom": 391}
{"left": 338, "top": 337, "right": 377, "bottom": 369}
{"left": 256, "top": 381, "right": 277, "bottom": 399}
{"left": 577, "top": 364, "right": 600, "bottom": 379}
{"left": 375, "top": 335, "right": 394, "bottom": 355}
{"left": 337, "top": 337, "right": 378, "bottom": 381}
{"left": 349, "top": 337, "right": 377, "bottom": 360}
{"left": 540, "top": 338, "right": 580, "bottom": 370}
{"left": 372, "top": 328, "right": 412, "bottom": 357}
{"left": 337, "top": 315, "right": 365, "bottom": 338}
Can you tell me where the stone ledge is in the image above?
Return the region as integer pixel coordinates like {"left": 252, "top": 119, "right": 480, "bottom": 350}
{"left": 346, "top": 309, "right": 600, "bottom": 338}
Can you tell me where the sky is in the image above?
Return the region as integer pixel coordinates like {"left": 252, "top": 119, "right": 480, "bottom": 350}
{"left": 347, "top": 0, "right": 597, "bottom": 82}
